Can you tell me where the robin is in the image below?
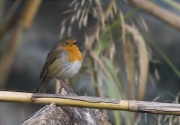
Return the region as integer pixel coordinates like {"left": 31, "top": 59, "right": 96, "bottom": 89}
{"left": 35, "top": 37, "right": 82, "bottom": 93}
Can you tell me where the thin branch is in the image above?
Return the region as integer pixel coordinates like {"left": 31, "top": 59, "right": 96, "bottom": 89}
{"left": 127, "top": 0, "right": 180, "bottom": 31}
{"left": 0, "top": 90, "right": 180, "bottom": 116}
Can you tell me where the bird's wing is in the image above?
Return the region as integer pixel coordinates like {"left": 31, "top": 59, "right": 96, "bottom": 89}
{"left": 39, "top": 48, "right": 63, "bottom": 79}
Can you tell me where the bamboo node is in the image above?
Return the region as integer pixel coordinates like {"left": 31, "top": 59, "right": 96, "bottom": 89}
{"left": 129, "top": 100, "right": 138, "bottom": 111}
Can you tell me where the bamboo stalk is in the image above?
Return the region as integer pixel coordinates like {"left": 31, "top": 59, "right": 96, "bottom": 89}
{"left": 127, "top": 0, "right": 180, "bottom": 31}
{"left": 0, "top": 91, "right": 180, "bottom": 116}
{"left": 0, "top": 0, "right": 5, "bottom": 23}
{"left": 0, "top": 0, "right": 42, "bottom": 86}
{"left": 0, "top": 20, "right": 23, "bottom": 87}
{"left": 21, "top": 0, "right": 42, "bottom": 29}
{"left": 3, "top": 0, "right": 21, "bottom": 24}
{"left": 22, "top": 84, "right": 112, "bottom": 125}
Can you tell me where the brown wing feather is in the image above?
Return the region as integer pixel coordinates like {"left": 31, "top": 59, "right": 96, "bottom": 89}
{"left": 39, "top": 63, "right": 47, "bottom": 79}
{"left": 39, "top": 48, "right": 63, "bottom": 79}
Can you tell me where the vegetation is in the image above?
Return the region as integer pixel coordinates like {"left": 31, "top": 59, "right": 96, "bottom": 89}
{"left": 0, "top": 0, "right": 179, "bottom": 124}
{"left": 59, "top": 0, "right": 180, "bottom": 124}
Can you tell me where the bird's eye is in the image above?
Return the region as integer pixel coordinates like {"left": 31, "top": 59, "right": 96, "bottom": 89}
{"left": 65, "top": 42, "right": 69, "bottom": 45}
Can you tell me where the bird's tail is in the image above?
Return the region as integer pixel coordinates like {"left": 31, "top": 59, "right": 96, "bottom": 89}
{"left": 35, "top": 73, "right": 51, "bottom": 93}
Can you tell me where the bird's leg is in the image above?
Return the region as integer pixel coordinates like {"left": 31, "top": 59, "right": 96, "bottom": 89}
{"left": 62, "top": 80, "right": 67, "bottom": 87}
{"left": 61, "top": 79, "right": 70, "bottom": 92}
{"left": 57, "top": 78, "right": 69, "bottom": 92}
{"left": 61, "top": 79, "right": 68, "bottom": 87}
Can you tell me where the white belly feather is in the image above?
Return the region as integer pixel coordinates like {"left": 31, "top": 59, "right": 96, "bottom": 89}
{"left": 56, "top": 61, "right": 82, "bottom": 79}
{"left": 47, "top": 50, "right": 82, "bottom": 80}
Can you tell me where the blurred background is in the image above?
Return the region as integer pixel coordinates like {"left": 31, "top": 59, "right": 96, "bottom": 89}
{"left": 0, "top": 0, "right": 180, "bottom": 125}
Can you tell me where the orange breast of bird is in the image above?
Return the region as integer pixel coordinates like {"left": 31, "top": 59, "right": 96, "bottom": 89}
{"left": 62, "top": 45, "right": 82, "bottom": 62}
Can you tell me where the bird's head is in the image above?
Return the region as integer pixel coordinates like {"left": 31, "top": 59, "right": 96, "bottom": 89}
{"left": 60, "top": 37, "right": 78, "bottom": 50}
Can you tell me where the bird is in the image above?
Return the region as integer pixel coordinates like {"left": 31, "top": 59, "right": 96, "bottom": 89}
{"left": 35, "top": 37, "right": 82, "bottom": 93}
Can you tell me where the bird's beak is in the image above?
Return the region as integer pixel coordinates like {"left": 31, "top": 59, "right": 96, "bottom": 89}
{"left": 74, "top": 41, "right": 78, "bottom": 45}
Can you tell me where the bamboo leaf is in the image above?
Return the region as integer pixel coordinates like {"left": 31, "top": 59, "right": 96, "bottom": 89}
{"left": 102, "top": 73, "right": 118, "bottom": 98}
{"left": 100, "top": 8, "right": 140, "bottom": 40}
{"left": 143, "top": 35, "right": 180, "bottom": 77}
{"left": 102, "top": 78, "right": 131, "bottom": 125}
{"left": 101, "top": 74, "right": 121, "bottom": 125}
{"left": 95, "top": 8, "right": 140, "bottom": 56}
{"left": 122, "top": 37, "right": 135, "bottom": 98}
{"left": 95, "top": 36, "right": 111, "bottom": 55}
{"left": 113, "top": 111, "right": 121, "bottom": 125}
{"left": 104, "top": 0, "right": 116, "bottom": 19}
{"left": 90, "top": 51, "right": 122, "bottom": 99}
{"left": 101, "top": 56, "right": 126, "bottom": 99}
{"left": 102, "top": 58, "right": 132, "bottom": 125}
{"left": 125, "top": 25, "right": 149, "bottom": 100}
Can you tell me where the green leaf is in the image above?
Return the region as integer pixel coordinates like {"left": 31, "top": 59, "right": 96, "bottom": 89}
{"left": 101, "top": 7, "right": 140, "bottom": 40}
{"left": 113, "top": 111, "right": 121, "bottom": 125}
{"left": 102, "top": 73, "right": 118, "bottom": 98}
{"left": 95, "top": 36, "right": 111, "bottom": 55}
{"left": 102, "top": 74, "right": 132, "bottom": 125}
{"left": 163, "top": 0, "right": 180, "bottom": 11}
{"left": 143, "top": 35, "right": 180, "bottom": 77}
{"left": 95, "top": 8, "right": 140, "bottom": 55}
{"left": 102, "top": 56, "right": 127, "bottom": 99}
